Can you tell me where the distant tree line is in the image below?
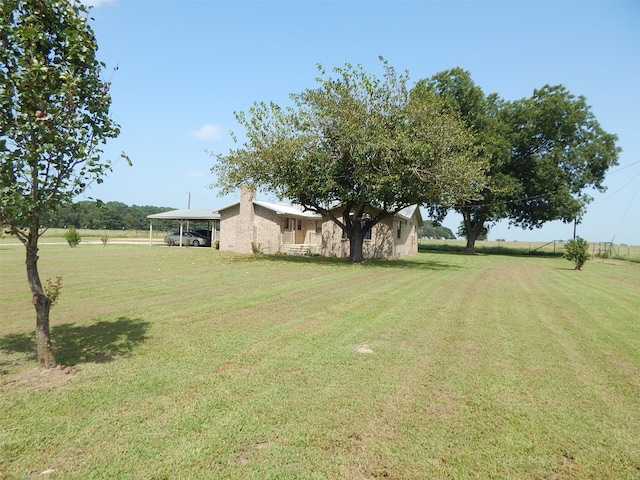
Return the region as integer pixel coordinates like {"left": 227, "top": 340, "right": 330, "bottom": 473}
{"left": 418, "top": 221, "right": 456, "bottom": 240}
{"left": 48, "top": 201, "right": 176, "bottom": 231}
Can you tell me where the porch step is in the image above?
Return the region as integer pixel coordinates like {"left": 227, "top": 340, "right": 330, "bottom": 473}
{"left": 284, "top": 244, "right": 319, "bottom": 256}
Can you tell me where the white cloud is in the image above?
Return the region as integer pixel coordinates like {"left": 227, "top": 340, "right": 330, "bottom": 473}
{"left": 185, "top": 170, "right": 205, "bottom": 178}
{"left": 189, "top": 123, "right": 224, "bottom": 141}
{"left": 80, "top": 0, "right": 116, "bottom": 7}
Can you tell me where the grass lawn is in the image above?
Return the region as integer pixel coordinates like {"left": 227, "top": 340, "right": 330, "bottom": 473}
{"left": 1, "top": 244, "right": 639, "bottom": 479}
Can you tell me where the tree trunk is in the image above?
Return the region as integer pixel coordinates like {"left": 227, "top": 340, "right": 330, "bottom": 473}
{"left": 348, "top": 227, "right": 366, "bottom": 263}
{"left": 461, "top": 206, "right": 485, "bottom": 255}
{"left": 25, "top": 233, "right": 56, "bottom": 368}
{"left": 465, "top": 234, "right": 477, "bottom": 255}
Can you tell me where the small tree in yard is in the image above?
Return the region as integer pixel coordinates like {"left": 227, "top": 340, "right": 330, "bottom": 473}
{"left": 0, "top": 0, "right": 127, "bottom": 367}
{"left": 63, "top": 226, "right": 81, "bottom": 247}
{"left": 563, "top": 237, "right": 590, "bottom": 270}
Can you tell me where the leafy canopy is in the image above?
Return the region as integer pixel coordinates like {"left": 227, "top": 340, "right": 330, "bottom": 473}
{"left": 212, "top": 59, "right": 486, "bottom": 226}
{"left": 423, "top": 68, "right": 619, "bottom": 251}
{"left": 419, "top": 220, "right": 456, "bottom": 240}
{"left": 502, "top": 84, "right": 619, "bottom": 228}
{"left": 0, "top": 0, "right": 127, "bottom": 241}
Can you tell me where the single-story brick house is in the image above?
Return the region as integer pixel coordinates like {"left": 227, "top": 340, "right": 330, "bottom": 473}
{"left": 217, "top": 187, "right": 423, "bottom": 259}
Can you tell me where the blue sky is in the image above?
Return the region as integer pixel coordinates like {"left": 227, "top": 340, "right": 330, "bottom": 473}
{"left": 81, "top": 0, "right": 639, "bottom": 245}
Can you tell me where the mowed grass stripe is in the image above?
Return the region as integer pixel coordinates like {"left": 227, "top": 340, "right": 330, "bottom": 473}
{"left": 1, "top": 246, "right": 639, "bottom": 479}
{"left": 338, "top": 256, "right": 640, "bottom": 478}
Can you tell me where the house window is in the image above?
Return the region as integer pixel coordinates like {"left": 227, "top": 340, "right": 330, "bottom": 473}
{"left": 284, "top": 218, "right": 295, "bottom": 231}
{"left": 297, "top": 219, "right": 302, "bottom": 230}
{"left": 396, "top": 220, "right": 402, "bottom": 239}
{"left": 362, "top": 221, "right": 372, "bottom": 240}
{"left": 342, "top": 222, "right": 371, "bottom": 240}
{"left": 315, "top": 221, "right": 322, "bottom": 235}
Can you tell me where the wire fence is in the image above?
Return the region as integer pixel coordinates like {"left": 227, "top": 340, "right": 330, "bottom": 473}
{"left": 419, "top": 239, "right": 640, "bottom": 260}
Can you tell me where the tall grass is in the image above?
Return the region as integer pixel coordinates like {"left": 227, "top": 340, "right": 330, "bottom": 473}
{"left": 1, "top": 244, "right": 639, "bottom": 479}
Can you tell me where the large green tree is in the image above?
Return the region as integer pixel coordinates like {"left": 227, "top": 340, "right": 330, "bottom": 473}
{"left": 212, "top": 60, "right": 485, "bottom": 262}
{"left": 419, "top": 220, "right": 456, "bottom": 240}
{"left": 0, "top": 0, "right": 126, "bottom": 367}
{"left": 424, "top": 68, "right": 620, "bottom": 253}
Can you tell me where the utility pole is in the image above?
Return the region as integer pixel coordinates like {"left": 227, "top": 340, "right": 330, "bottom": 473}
{"left": 187, "top": 192, "right": 191, "bottom": 231}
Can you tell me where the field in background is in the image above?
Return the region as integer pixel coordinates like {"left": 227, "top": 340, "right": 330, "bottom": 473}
{"left": 1, "top": 244, "right": 639, "bottom": 479}
{"left": 2, "top": 229, "right": 639, "bottom": 260}
{"left": 0, "top": 228, "right": 169, "bottom": 244}
{"left": 420, "top": 238, "right": 640, "bottom": 261}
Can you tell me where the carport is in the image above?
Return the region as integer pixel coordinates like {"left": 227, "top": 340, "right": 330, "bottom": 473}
{"left": 147, "top": 209, "right": 221, "bottom": 247}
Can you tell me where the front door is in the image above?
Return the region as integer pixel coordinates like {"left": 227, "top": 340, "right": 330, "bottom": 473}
{"left": 283, "top": 218, "right": 295, "bottom": 244}
{"left": 295, "top": 219, "right": 305, "bottom": 244}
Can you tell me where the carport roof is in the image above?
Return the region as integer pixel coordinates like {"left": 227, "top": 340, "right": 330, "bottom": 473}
{"left": 147, "top": 209, "right": 220, "bottom": 221}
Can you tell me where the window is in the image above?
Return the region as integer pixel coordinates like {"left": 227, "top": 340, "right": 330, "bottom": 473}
{"left": 284, "top": 218, "right": 295, "bottom": 231}
{"left": 297, "top": 219, "right": 302, "bottom": 230}
{"left": 396, "top": 220, "right": 402, "bottom": 239}
{"left": 315, "top": 221, "right": 323, "bottom": 234}
{"left": 342, "top": 222, "right": 371, "bottom": 240}
{"left": 362, "top": 221, "right": 372, "bottom": 240}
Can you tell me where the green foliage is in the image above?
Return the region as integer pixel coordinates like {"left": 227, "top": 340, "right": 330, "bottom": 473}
{"left": 419, "top": 220, "right": 456, "bottom": 239}
{"left": 212, "top": 58, "right": 486, "bottom": 262}
{"left": 563, "top": 236, "right": 590, "bottom": 270}
{"left": 43, "top": 276, "right": 63, "bottom": 307}
{"left": 424, "top": 69, "right": 620, "bottom": 253}
{"left": 0, "top": 0, "right": 128, "bottom": 241}
{"left": 63, "top": 226, "right": 81, "bottom": 247}
{"left": 49, "top": 200, "right": 176, "bottom": 230}
{"left": 457, "top": 221, "right": 487, "bottom": 241}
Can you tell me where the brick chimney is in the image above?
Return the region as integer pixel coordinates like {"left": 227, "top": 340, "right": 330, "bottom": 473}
{"left": 239, "top": 185, "right": 256, "bottom": 252}
{"left": 240, "top": 185, "right": 255, "bottom": 217}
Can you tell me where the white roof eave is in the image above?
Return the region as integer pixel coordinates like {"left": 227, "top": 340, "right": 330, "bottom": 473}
{"left": 147, "top": 209, "right": 221, "bottom": 221}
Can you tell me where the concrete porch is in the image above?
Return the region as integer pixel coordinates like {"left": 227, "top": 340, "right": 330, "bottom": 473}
{"left": 280, "top": 244, "right": 321, "bottom": 256}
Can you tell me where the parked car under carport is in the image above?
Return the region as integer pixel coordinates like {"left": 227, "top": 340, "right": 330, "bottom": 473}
{"left": 147, "top": 209, "right": 220, "bottom": 247}
{"left": 164, "top": 231, "right": 210, "bottom": 247}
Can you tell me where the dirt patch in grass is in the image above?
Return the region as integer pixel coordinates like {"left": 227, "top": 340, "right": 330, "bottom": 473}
{"left": 1, "top": 364, "right": 79, "bottom": 392}
{"left": 355, "top": 344, "right": 374, "bottom": 354}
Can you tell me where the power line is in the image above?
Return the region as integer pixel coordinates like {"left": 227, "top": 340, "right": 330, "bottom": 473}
{"left": 590, "top": 171, "right": 640, "bottom": 205}
{"left": 446, "top": 161, "right": 640, "bottom": 211}
{"left": 611, "top": 181, "right": 640, "bottom": 243}
{"left": 606, "top": 159, "right": 640, "bottom": 175}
